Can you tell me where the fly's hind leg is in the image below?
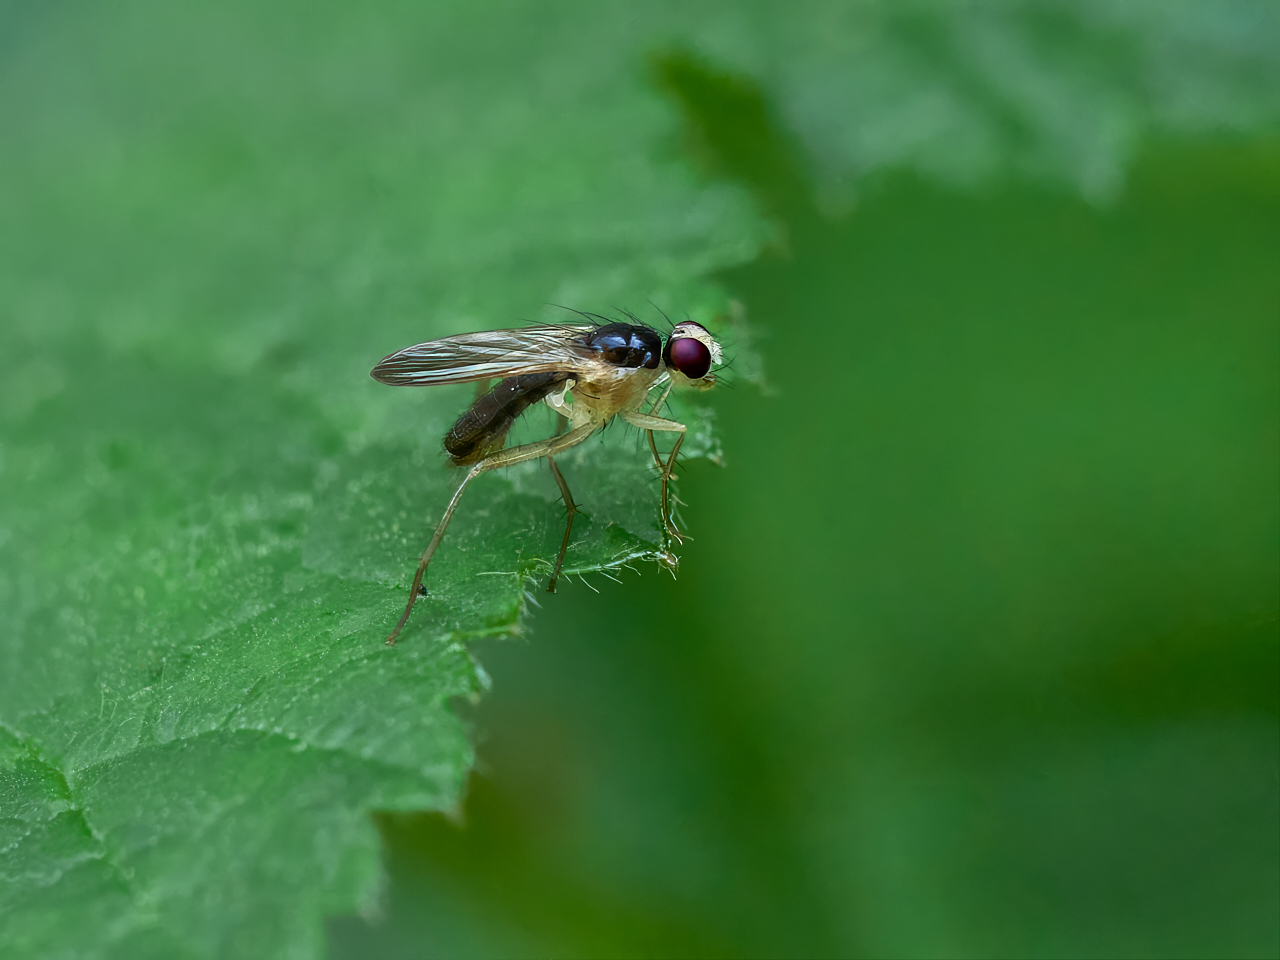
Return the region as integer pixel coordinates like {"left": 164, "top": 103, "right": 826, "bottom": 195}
{"left": 385, "top": 422, "right": 596, "bottom": 646}
{"left": 621, "top": 410, "right": 687, "bottom": 543}
{"left": 385, "top": 461, "right": 487, "bottom": 646}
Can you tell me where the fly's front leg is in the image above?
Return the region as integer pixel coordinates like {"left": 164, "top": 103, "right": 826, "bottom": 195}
{"left": 620, "top": 410, "right": 687, "bottom": 543}
{"left": 646, "top": 381, "right": 673, "bottom": 416}
{"left": 644, "top": 430, "right": 687, "bottom": 538}
{"left": 642, "top": 382, "right": 675, "bottom": 475}
{"left": 645, "top": 431, "right": 664, "bottom": 474}
{"left": 386, "top": 423, "right": 596, "bottom": 645}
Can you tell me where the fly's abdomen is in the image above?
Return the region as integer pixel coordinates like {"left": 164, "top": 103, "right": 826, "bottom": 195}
{"left": 445, "top": 372, "right": 568, "bottom": 464}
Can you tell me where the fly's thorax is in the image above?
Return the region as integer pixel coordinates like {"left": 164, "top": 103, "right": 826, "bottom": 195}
{"left": 585, "top": 323, "right": 663, "bottom": 369}
{"left": 546, "top": 321, "right": 666, "bottom": 427}
{"left": 568, "top": 363, "right": 664, "bottom": 425}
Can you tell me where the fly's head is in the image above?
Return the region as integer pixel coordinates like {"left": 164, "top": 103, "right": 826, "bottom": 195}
{"left": 662, "top": 322, "right": 722, "bottom": 391}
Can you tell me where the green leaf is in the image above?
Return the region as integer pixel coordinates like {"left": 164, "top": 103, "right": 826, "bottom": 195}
{"left": 4, "top": 1, "right": 1278, "bottom": 957}
{"left": 333, "top": 84, "right": 1280, "bottom": 960}
{"left": 0, "top": 4, "right": 763, "bottom": 957}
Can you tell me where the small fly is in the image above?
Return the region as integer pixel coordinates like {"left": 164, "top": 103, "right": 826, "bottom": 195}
{"left": 371, "top": 312, "right": 722, "bottom": 644}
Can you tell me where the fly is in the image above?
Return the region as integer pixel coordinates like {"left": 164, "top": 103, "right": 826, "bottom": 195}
{"left": 371, "top": 313, "right": 722, "bottom": 645}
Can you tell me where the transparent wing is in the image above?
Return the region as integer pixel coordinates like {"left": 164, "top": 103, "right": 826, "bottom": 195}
{"left": 370, "top": 324, "right": 598, "bottom": 386}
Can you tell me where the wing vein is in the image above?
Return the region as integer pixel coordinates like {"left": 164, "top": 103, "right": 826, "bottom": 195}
{"left": 370, "top": 325, "right": 596, "bottom": 386}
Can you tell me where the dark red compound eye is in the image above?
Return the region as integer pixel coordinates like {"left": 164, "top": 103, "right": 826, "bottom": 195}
{"left": 664, "top": 336, "right": 712, "bottom": 379}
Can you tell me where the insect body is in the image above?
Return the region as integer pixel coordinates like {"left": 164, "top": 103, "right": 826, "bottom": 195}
{"left": 371, "top": 316, "right": 721, "bottom": 644}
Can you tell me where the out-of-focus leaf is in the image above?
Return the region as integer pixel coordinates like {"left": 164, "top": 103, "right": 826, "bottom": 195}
{"left": 330, "top": 37, "right": 1280, "bottom": 960}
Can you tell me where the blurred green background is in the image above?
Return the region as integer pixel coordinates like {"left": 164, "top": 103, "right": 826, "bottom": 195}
{"left": 339, "top": 149, "right": 1280, "bottom": 958}
{"left": 335, "top": 136, "right": 1280, "bottom": 958}
{"left": 1, "top": 2, "right": 1277, "bottom": 958}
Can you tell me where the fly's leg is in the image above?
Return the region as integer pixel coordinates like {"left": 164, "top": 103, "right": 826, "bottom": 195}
{"left": 386, "top": 423, "right": 596, "bottom": 645}
{"left": 385, "top": 461, "right": 486, "bottom": 645}
{"left": 644, "top": 430, "right": 688, "bottom": 541}
{"left": 646, "top": 381, "right": 673, "bottom": 416}
{"left": 641, "top": 382, "right": 674, "bottom": 470}
{"left": 646, "top": 430, "right": 664, "bottom": 474}
{"left": 544, "top": 411, "right": 578, "bottom": 592}
{"left": 642, "top": 383, "right": 675, "bottom": 474}
{"left": 621, "top": 410, "right": 687, "bottom": 544}
{"left": 658, "top": 433, "right": 686, "bottom": 541}
{"left": 545, "top": 456, "right": 577, "bottom": 593}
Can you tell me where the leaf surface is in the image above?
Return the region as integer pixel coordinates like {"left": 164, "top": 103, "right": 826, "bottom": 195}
{"left": 0, "top": 4, "right": 761, "bottom": 956}
{"left": 2, "top": 1, "right": 1276, "bottom": 957}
